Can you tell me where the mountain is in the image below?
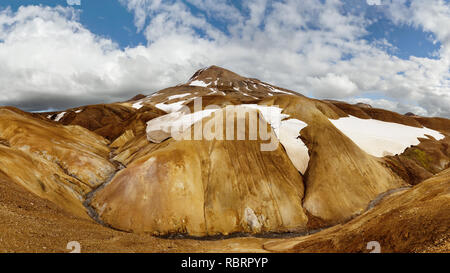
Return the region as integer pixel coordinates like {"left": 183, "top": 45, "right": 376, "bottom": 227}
{"left": 1, "top": 65, "right": 448, "bottom": 252}
{"left": 0, "top": 106, "right": 115, "bottom": 218}
{"left": 264, "top": 168, "right": 450, "bottom": 252}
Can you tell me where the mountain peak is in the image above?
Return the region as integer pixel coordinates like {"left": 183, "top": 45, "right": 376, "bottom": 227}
{"left": 189, "top": 65, "right": 245, "bottom": 83}
{"left": 182, "top": 65, "right": 298, "bottom": 99}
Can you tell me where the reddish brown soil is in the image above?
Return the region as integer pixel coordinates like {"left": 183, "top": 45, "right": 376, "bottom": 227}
{"left": 42, "top": 104, "right": 165, "bottom": 141}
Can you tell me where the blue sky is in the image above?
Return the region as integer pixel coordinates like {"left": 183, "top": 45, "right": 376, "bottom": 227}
{"left": 0, "top": 0, "right": 439, "bottom": 58}
{"left": 0, "top": 0, "right": 448, "bottom": 116}
{"left": 364, "top": 11, "right": 441, "bottom": 59}
{"left": 0, "top": 0, "right": 147, "bottom": 48}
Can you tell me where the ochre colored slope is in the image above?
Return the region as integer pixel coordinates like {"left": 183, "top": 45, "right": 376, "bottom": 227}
{"left": 89, "top": 108, "right": 308, "bottom": 236}
{"left": 42, "top": 104, "right": 165, "bottom": 141}
{"left": 0, "top": 171, "right": 269, "bottom": 253}
{"left": 0, "top": 147, "right": 89, "bottom": 217}
{"left": 261, "top": 96, "right": 406, "bottom": 225}
{"left": 1, "top": 165, "right": 446, "bottom": 253}
{"left": 328, "top": 100, "right": 450, "bottom": 185}
{"left": 263, "top": 168, "right": 450, "bottom": 253}
{"left": 1, "top": 65, "right": 448, "bottom": 247}
{"left": 90, "top": 92, "right": 409, "bottom": 235}
{"left": 0, "top": 107, "right": 116, "bottom": 217}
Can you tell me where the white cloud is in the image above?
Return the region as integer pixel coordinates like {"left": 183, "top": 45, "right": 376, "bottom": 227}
{"left": 366, "top": 0, "right": 382, "bottom": 6}
{"left": 106, "top": 0, "right": 450, "bottom": 117}
{"left": 0, "top": 5, "right": 201, "bottom": 110}
{"left": 307, "top": 73, "right": 359, "bottom": 98}
{"left": 347, "top": 97, "right": 428, "bottom": 116}
{"left": 67, "top": 0, "right": 81, "bottom": 6}
{"left": 0, "top": 1, "right": 448, "bottom": 117}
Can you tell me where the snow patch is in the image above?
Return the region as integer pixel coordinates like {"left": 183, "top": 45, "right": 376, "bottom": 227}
{"left": 279, "top": 119, "right": 309, "bottom": 174}
{"left": 132, "top": 101, "right": 144, "bottom": 109}
{"left": 243, "top": 104, "right": 309, "bottom": 174}
{"left": 270, "top": 87, "right": 292, "bottom": 95}
{"left": 189, "top": 80, "right": 209, "bottom": 88}
{"left": 155, "top": 100, "right": 187, "bottom": 113}
{"left": 241, "top": 93, "right": 258, "bottom": 99}
{"left": 259, "top": 82, "right": 292, "bottom": 95}
{"left": 54, "top": 112, "right": 66, "bottom": 122}
{"left": 207, "top": 88, "right": 225, "bottom": 96}
{"left": 167, "top": 93, "right": 191, "bottom": 100}
{"left": 329, "top": 115, "right": 445, "bottom": 157}
{"left": 146, "top": 108, "right": 219, "bottom": 142}
{"left": 75, "top": 109, "right": 83, "bottom": 114}
{"left": 147, "top": 102, "right": 311, "bottom": 174}
{"left": 243, "top": 105, "right": 289, "bottom": 136}
{"left": 171, "top": 109, "right": 219, "bottom": 133}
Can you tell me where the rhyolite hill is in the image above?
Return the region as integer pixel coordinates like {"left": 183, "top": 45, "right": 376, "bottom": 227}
{"left": 0, "top": 66, "right": 448, "bottom": 252}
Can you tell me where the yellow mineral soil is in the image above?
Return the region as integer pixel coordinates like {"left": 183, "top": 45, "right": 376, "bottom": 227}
{"left": 0, "top": 107, "right": 116, "bottom": 217}
{"left": 266, "top": 95, "right": 407, "bottom": 224}
{"left": 90, "top": 107, "right": 308, "bottom": 236}
{"left": 2, "top": 66, "right": 448, "bottom": 251}
{"left": 264, "top": 168, "right": 450, "bottom": 253}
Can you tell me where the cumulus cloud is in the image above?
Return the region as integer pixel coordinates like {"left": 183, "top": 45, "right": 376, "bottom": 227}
{"left": 67, "top": 0, "right": 81, "bottom": 6}
{"left": 0, "top": 5, "right": 198, "bottom": 111}
{"left": 307, "top": 73, "right": 359, "bottom": 98}
{"left": 347, "top": 97, "right": 428, "bottom": 116}
{"left": 0, "top": 0, "right": 448, "bottom": 117}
